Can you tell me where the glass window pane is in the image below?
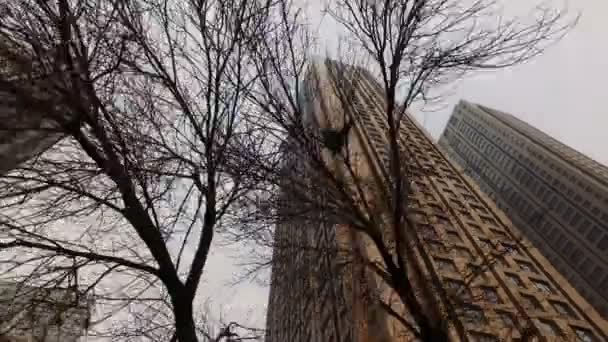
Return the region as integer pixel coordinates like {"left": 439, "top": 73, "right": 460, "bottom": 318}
{"left": 536, "top": 320, "right": 559, "bottom": 336}
{"left": 574, "top": 327, "right": 595, "bottom": 342}
{"left": 532, "top": 280, "right": 553, "bottom": 294}
{"left": 551, "top": 301, "right": 577, "bottom": 319}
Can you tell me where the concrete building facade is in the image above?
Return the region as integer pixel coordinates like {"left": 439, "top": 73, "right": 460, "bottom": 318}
{"left": 439, "top": 100, "right": 608, "bottom": 319}
{"left": 266, "top": 62, "right": 608, "bottom": 341}
{"left": 0, "top": 43, "right": 90, "bottom": 341}
{"left": 0, "top": 282, "right": 92, "bottom": 342}
{"left": 0, "top": 39, "right": 70, "bottom": 175}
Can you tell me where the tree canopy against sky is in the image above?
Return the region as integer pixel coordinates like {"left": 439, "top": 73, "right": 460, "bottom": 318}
{"left": 0, "top": 0, "right": 579, "bottom": 341}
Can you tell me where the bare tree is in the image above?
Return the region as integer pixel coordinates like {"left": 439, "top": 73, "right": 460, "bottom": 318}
{"left": 240, "top": 0, "right": 577, "bottom": 341}
{"left": 0, "top": 0, "right": 581, "bottom": 340}
{"left": 0, "top": 0, "right": 275, "bottom": 340}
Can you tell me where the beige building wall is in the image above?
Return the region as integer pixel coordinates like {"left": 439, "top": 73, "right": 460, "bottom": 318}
{"left": 266, "top": 62, "right": 608, "bottom": 341}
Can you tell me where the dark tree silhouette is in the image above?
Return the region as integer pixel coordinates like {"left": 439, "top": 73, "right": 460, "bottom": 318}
{"left": 0, "top": 0, "right": 276, "bottom": 340}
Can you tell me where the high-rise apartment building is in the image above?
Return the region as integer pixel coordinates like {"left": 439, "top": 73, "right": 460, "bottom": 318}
{"left": 0, "top": 100, "right": 65, "bottom": 175}
{"left": 0, "top": 281, "right": 92, "bottom": 341}
{"left": 266, "top": 62, "right": 608, "bottom": 341}
{"left": 0, "top": 40, "right": 69, "bottom": 175}
{"left": 438, "top": 100, "right": 608, "bottom": 320}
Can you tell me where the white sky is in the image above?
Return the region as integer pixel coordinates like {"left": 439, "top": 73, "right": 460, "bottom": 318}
{"left": 411, "top": 0, "right": 608, "bottom": 166}
{"left": 198, "top": 0, "right": 608, "bottom": 331}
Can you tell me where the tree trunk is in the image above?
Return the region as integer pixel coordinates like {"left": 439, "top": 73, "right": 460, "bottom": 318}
{"left": 391, "top": 270, "right": 450, "bottom": 342}
{"left": 171, "top": 292, "right": 198, "bottom": 342}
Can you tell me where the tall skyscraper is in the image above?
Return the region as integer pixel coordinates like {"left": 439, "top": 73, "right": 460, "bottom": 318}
{"left": 438, "top": 100, "right": 608, "bottom": 320}
{"left": 266, "top": 62, "right": 608, "bottom": 341}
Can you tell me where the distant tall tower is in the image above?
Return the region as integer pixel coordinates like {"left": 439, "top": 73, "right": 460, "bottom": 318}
{"left": 438, "top": 100, "right": 608, "bottom": 319}
{"left": 266, "top": 61, "right": 607, "bottom": 341}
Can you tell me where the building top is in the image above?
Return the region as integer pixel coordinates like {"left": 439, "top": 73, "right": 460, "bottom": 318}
{"left": 461, "top": 100, "right": 608, "bottom": 187}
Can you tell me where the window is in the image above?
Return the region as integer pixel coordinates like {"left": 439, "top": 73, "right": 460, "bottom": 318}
{"left": 570, "top": 248, "right": 583, "bottom": 265}
{"left": 445, "top": 279, "right": 473, "bottom": 302}
{"left": 478, "top": 238, "right": 493, "bottom": 250}
{"left": 577, "top": 219, "right": 590, "bottom": 234}
{"left": 469, "top": 224, "right": 484, "bottom": 235}
{"left": 436, "top": 258, "right": 457, "bottom": 273}
{"left": 408, "top": 199, "right": 422, "bottom": 210}
{"left": 549, "top": 196, "right": 558, "bottom": 208}
{"left": 521, "top": 294, "right": 542, "bottom": 310}
{"left": 579, "top": 259, "right": 594, "bottom": 276}
{"left": 469, "top": 332, "right": 497, "bottom": 342}
{"left": 586, "top": 226, "right": 601, "bottom": 242}
{"left": 480, "top": 215, "right": 496, "bottom": 225}
{"left": 599, "top": 235, "right": 608, "bottom": 251}
{"left": 573, "top": 327, "right": 596, "bottom": 342}
{"left": 570, "top": 212, "right": 582, "bottom": 226}
{"left": 490, "top": 229, "right": 507, "bottom": 238}
{"left": 420, "top": 225, "right": 439, "bottom": 240}
{"left": 517, "top": 261, "right": 537, "bottom": 273}
{"left": 551, "top": 301, "right": 577, "bottom": 319}
{"left": 497, "top": 311, "right": 514, "bottom": 326}
{"left": 429, "top": 203, "right": 444, "bottom": 215}
{"left": 447, "top": 231, "right": 463, "bottom": 243}
{"left": 536, "top": 319, "right": 559, "bottom": 336}
{"left": 461, "top": 305, "right": 485, "bottom": 324}
{"left": 590, "top": 267, "right": 604, "bottom": 286}
{"left": 471, "top": 204, "right": 488, "bottom": 214}
{"left": 428, "top": 241, "right": 447, "bottom": 255}
{"left": 540, "top": 221, "right": 551, "bottom": 234}
{"left": 436, "top": 215, "right": 451, "bottom": 227}
{"left": 467, "top": 262, "right": 490, "bottom": 282}
{"left": 501, "top": 243, "right": 520, "bottom": 256}
{"left": 506, "top": 274, "right": 523, "bottom": 287}
{"left": 453, "top": 247, "right": 473, "bottom": 260}
{"left": 536, "top": 186, "right": 545, "bottom": 197}
{"left": 562, "top": 241, "right": 574, "bottom": 254}
{"left": 495, "top": 255, "right": 510, "bottom": 268}
{"left": 481, "top": 287, "right": 501, "bottom": 304}
{"left": 442, "top": 188, "right": 455, "bottom": 196}
{"left": 564, "top": 207, "right": 574, "bottom": 221}
{"left": 451, "top": 199, "right": 466, "bottom": 210}
{"left": 463, "top": 194, "right": 477, "bottom": 202}
{"left": 411, "top": 212, "right": 427, "bottom": 223}
{"left": 459, "top": 210, "right": 474, "bottom": 220}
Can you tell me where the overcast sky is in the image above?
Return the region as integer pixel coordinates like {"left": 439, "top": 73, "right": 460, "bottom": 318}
{"left": 198, "top": 0, "right": 608, "bottom": 331}
{"left": 412, "top": 0, "right": 608, "bottom": 166}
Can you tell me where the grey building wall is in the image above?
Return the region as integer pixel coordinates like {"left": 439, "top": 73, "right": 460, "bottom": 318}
{"left": 0, "top": 106, "right": 64, "bottom": 176}
{"left": 0, "top": 282, "right": 91, "bottom": 341}
{"left": 438, "top": 100, "right": 608, "bottom": 318}
{"left": 0, "top": 42, "right": 71, "bottom": 175}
